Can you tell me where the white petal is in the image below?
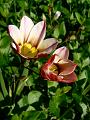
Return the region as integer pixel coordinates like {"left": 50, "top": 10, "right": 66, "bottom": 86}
{"left": 53, "top": 47, "right": 69, "bottom": 60}
{"left": 38, "top": 38, "right": 58, "bottom": 52}
{"left": 20, "top": 16, "right": 34, "bottom": 42}
{"left": 8, "top": 25, "right": 22, "bottom": 44}
{"left": 27, "top": 21, "right": 46, "bottom": 47}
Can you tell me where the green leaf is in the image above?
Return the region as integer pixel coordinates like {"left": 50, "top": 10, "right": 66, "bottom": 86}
{"left": 0, "top": 91, "right": 4, "bottom": 101}
{"left": 53, "top": 26, "right": 60, "bottom": 38}
{"left": 78, "top": 70, "right": 87, "bottom": 80}
{"left": 11, "top": 114, "right": 21, "bottom": 120}
{"left": 82, "top": 57, "right": 90, "bottom": 68}
{"left": 28, "top": 91, "right": 42, "bottom": 104}
{"left": 0, "top": 69, "right": 8, "bottom": 97}
{"left": 48, "top": 81, "right": 58, "bottom": 88}
{"left": 20, "top": 111, "right": 46, "bottom": 120}
{"left": 59, "top": 22, "right": 66, "bottom": 36}
{"left": 16, "top": 77, "right": 28, "bottom": 95}
{"left": 18, "top": 95, "right": 28, "bottom": 108}
{"left": 75, "top": 12, "right": 85, "bottom": 25}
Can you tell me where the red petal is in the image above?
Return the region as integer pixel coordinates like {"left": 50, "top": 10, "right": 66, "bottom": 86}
{"left": 57, "top": 72, "right": 77, "bottom": 83}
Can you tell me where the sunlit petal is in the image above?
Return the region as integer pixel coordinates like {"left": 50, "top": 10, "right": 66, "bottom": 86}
{"left": 37, "top": 38, "right": 58, "bottom": 51}
{"left": 8, "top": 25, "right": 22, "bottom": 44}
{"left": 53, "top": 47, "right": 69, "bottom": 60}
{"left": 20, "top": 16, "right": 34, "bottom": 42}
{"left": 27, "top": 21, "right": 46, "bottom": 46}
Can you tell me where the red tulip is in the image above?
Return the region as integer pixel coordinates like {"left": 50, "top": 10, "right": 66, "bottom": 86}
{"left": 8, "top": 16, "right": 58, "bottom": 59}
{"left": 41, "top": 47, "right": 77, "bottom": 83}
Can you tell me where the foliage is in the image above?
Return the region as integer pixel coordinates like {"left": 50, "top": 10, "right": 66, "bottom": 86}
{"left": 0, "top": 0, "right": 90, "bottom": 120}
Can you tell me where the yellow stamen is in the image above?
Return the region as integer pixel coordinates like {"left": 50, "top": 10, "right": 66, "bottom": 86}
{"left": 20, "top": 43, "right": 38, "bottom": 58}
{"left": 49, "top": 64, "right": 58, "bottom": 74}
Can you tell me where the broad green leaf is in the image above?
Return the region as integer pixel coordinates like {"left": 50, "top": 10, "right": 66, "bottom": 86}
{"left": 20, "top": 111, "right": 46, "bottom": 120}
{"left": 48, "top": 81, "right": 58, "bottom": 88}
{"left": 28, "top": 91, "right": 42, "bottom": 104}
{"left": 82, "top": 57, "right": 90, "bottom": 68}
{"left": 11, "top": 114, "right": 21, "bottom": 120}
{"left": 78, "top": 70, "right": 87, "bottom": 80}
{"left": 18, "top": 95, "right": 28, "bottom": 108}
{"left": 75, "top": 12, "right": 85, "bottom": 25}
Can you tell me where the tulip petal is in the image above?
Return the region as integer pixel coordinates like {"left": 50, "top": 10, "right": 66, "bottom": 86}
{"left": 57, "top": 60, "right": 77, "bottom": 75}
{"left": 57, "top": 72, "right": 77, "bottom": 83}
{"left": 37, "top": 38, "right": 58, "bottom": 51}
{"left": 53, "top": 47, "right": 69, "bottom": 60}
{"left": 8, "top": 25, "right": 22, "bottom": 44}
{"left": 20, "top": 16, "right": 34, "bottom": 42}
{"left": 27, "top": 21, "right": 46, "bottom": 46}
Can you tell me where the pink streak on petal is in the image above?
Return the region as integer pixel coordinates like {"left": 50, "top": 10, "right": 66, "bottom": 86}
{"left": 27, "top": 21, "right": 46, "bottom": 47}
{"left": 38, "top": 38, "right": 58, "bottom": 53}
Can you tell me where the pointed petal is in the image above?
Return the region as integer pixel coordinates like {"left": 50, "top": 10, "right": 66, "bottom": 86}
{"left": 57, "top": 60, "right": 77, "bottom": 75}
{"left": 8, "top": 25, "right": 22, "bottom": 44}
{"left": 37, "top": 42, "right": 58, "bottom": 57}
{"left": 38, "top": 38, "right": 58, "bottom": 52}
{"left": 53, "top": 47, "right": 69, "bottom": 60}
{"left": 57, "top": 72, "right": 77, "bottom": 83}
{"left": 27, "top": 21, "right": 46, "bottom": 46}
{"left": 20, "top": 16, "right": 34, "bottom": 42}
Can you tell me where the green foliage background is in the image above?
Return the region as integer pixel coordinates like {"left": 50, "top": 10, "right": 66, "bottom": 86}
{"left": 0, "top": 0, "right": 90, "bottom": 120}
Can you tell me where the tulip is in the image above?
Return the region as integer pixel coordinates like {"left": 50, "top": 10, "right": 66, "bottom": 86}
{"left": 41, "top": 47, "right": 77, "bottom": 83}
{"left": 8, "top": 16, "right": 58, "bottom": 59}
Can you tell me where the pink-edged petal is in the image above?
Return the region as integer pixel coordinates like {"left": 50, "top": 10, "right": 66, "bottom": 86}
{"left": 57, "top": 72, "right": 77, "bottom": 83}
{"left": 37, "top": 38, "right": 58, "bottom": 51}
{"left": 57, "top": 60, "right": 77, "bottom": 75}
{"left": 8, "top": 25, "right": 22, "bottom": 44}
{"left": 27, "top": 21, "right": 46, "bottom": 46}
{"left": 12, "top": 42, "right": 17, "bottom": 50}
{"left": 11, "top": 42, "right": 20, "bottom": 53}
{"left": 20, "top": 16, "right": 34, "bottom": 42}
{"left": 53, "top": 47, "right": 69, "bottom": 60}
{"left": 37, "top": 41, "right": 58, "bottom": 57}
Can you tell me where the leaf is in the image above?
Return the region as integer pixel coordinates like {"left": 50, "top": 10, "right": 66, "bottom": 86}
{"left": 0, "top": 91, "right": 4, "bottom": 101}
{"left": 20, "top": 111, "right": 46, "bottom": 120}
{"left": 16, "top": 77, "right": 28, "bottom": 95}
{"left": 48, "top": 81, "right": 58, "bottom": 88}
{"left": 82, "top": 57, "right": 90, "bottom": 68}
{"left": 28, "top": 91, "right": 42, "bottom": 104}
{"left": 75, "top": 12, "right": 85, "bottom": 25}
{"left": 80, "top": 102, "right": 87, "bottom": 119}
{"left": 0, "top": 69, "right": 8, "bottom": 97}
{"left": 78, "top": 70, "right": 87, "bottom": 80}
{"left": 59, "top": 22, "right": 66, "bottom": 36}
{"left": 18, "top": 95, "right": 28, "bottom": 108}
{"left": 53, "top": 26, "right": 60, "bottom": 38}
{"left": 11, "top": 114, "right": 20, "bottom": 120}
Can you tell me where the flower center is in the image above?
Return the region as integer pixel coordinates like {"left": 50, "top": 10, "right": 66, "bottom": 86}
{"left": 49, "top": 64, "right": 58, "bottom": 74}
{"left": 20, "top": 43, "right": 38, "bottom": 58}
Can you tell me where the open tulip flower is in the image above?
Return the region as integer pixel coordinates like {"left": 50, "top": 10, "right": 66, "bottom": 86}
{"left": 41, "top": 47, "right": 77, "bottom": 83}
{"left": 8, "top": 16, "right": 58, "bottom": 59}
